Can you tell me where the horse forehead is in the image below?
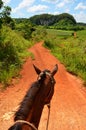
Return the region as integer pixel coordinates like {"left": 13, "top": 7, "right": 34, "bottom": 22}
{"left": 43, "top": 69, "right": 51, "bottom": 74}
{"left": 44, "top": 70, "right": 56, "bottom": 84}
{"left": 39, "top": 70, "right": 50, "bottom": 76}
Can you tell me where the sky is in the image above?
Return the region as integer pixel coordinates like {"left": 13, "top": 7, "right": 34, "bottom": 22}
{"left": 2, "top": 0, "right": 86, "bottom": 23}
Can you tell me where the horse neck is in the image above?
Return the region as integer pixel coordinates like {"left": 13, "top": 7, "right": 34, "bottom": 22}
{"left": 15, "top": 79, "right": 51, "bottom": 130}
{"left": 26, "top": 81, "right": 47, "bottom": 129}
{"left": 22, "top": 100, "right": 44, "bottom": 130}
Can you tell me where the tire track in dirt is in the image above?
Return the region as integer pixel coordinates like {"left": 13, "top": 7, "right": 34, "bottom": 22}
{"left": 0, "top": 42, "right": 86, "bottom": 130}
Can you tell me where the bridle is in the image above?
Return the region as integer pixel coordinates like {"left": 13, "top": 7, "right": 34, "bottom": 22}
{"left": 37, "top": 70, "right": 56, "bottom": 84}
{"left": 13, "top": 71, "right": 55, "bottom": 130}
{"left": 14, "top": 120, "right": 38, "bottom": 130}
{"left": 38, "top": 70, "right": 55, "bottom": 130}
{"left": 14, "top": 103, "right": 51, "bottom": 130}
{"left": 37, "top": 71, "right": 55, "bottom": 130}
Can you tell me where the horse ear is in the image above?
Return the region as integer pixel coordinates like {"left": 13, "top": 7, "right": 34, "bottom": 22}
{"left": 33, "top": 64, "right": 41, "bottom": 75}
{"left": 51, "top": 64, "right": 58, "bottom": 76}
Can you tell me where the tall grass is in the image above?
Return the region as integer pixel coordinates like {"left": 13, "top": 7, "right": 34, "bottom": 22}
{"left": 44, "top": 29, "right": 86, "bottom": 84}
{"left": 31, "top": 26, "right": 47, "bottom": 42}
{"left": 0, "top": 26, "right": 33, "bottom": 87}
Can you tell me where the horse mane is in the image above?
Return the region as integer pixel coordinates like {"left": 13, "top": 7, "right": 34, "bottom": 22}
{"left": 14, "top": 80, "right": 41, "bottom": 121}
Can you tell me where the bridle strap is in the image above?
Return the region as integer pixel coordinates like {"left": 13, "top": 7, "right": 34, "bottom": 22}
{"left": 14, "top": 104, "right": 50, "bottom": 130}
{"left": 46, "top": 103, "right": 51, "bottom": 130}
{"left": 15, "top": 120, "right": 38, "bottom": 130}
{"left": 37, "top": 71, "right": 55, "bottom": 84}
{"left": 37, "top": 71, "right": 53, "bottom": 130}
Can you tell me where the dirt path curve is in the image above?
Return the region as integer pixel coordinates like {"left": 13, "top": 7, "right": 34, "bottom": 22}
{"left": 0, "top": 42, "right": 86, "bottom": 130}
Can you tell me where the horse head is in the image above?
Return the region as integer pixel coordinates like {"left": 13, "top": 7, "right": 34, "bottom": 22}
{"left": 33, "top": 64, "right": 58, "bottom": 104}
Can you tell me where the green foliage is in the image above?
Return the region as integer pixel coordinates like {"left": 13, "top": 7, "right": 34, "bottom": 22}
{"left": 2, "top": 6, "right": 11, "bottom": 17}
{"left": 57, "top": 13, "right": 76, "bottom": 24}
{"left": 15, "top": 19, "right": 35, "bottom": 40}
{"left": 44, "top": 29, "right": 86, "bottom": 84}
{"left": 31, "top": 26, "right": 47, "bottom": 42}
{"left": 0, "top": 3, "right": 15, "bottom": 29}
{"left": 29, "top": 13, "right": 86, "bottom": 31}
{"left": 0, "top": 26, "right": 32, "bottom": 86}
{"left": 29, "top": 13, "right": 76, "bottom": 27}
{"left": 0, "top": 0, "right": 3, "bottom": 9}
{"left": 44, "top": 39, "right": 55, "bottom": 49}
{"left": 29, "top": 14, "right": 55, "bottom": 26}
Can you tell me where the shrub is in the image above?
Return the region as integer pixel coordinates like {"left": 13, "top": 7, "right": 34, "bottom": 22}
{"left": 0, "top": 26, "right": 32, "bottom": 86}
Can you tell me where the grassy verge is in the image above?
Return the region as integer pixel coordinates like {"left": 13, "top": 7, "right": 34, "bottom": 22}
{"left": 0, "top": 26, "right": 33, "bottom": 87}
{"left": 44, "top": 29, "right": 86, "bottom": 85}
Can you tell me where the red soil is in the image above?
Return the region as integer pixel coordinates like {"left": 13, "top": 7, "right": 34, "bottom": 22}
{"left": 0, "top": 42, "right": 86, "bottom": 130}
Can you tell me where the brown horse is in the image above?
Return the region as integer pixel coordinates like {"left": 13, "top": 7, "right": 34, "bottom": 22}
{"left": 8, "top": 64, "right": 58, "bottom": 130}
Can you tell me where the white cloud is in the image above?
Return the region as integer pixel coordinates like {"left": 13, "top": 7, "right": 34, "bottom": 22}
{"left": 65, "top": 8, "right": 70, "bottom": 13}
{"left": 48, "top": 11, "right": 59, "bottom": 15}
{"left": 75, "top": 2, "right": 86, "bottom": 10}
{"left": 73, "top": 12, "right": 86, "bottom": 23}
{"left": 56, "top": 0, "right": 74, "bottom": 8}
{"left": 64, "top": 0, "right": 74, "bottom": 4}
{"left": 3, "top": 0, "right": 11, "bottom": 5}
{"left": 56, "top": 2, "right": 65, "bottom": 8}
{"left": 17, "top": 0, "right": 35, "bottom": 9}
{"left": 12, "top": 0, "right": 35, "bottom": 13}
{"left": 42, "top": 0, "right": 58, "bottom": 3}
{"left": 53, "top": 11, "right": 59, "bottom": 15}
{"left": 28, "top": 4, "right": 48, "bottom": 13}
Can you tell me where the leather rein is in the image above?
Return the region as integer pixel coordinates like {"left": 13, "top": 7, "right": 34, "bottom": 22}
{"left": 14, "top": 104, "right": 51, "bottom": 130}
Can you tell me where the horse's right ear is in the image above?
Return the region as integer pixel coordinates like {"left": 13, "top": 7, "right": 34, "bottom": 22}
{"left": 33, "top": 64, "right": 41, "bottom": 75}
{"left": 51, "top": 64, "right": 58, "bottom": 76}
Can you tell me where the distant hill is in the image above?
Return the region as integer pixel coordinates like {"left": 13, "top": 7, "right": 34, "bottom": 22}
{"left": 14, "top": 13, "right": 86, "bottom": 31}
{"left": 29, "top": 13, "right": 77, "bottom": 26}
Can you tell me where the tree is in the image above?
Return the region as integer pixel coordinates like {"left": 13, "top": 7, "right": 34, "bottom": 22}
{"left": 2, "top": 6, "right": 11, "bottom": 17}
{"left": 0, "top": 0, "right": 3, "bottom": 9}
{"left": 1, "top": 5, "right": 15, "bottom": 29}
{"left": 0, "top": 0, "right": 3, "bottom": 28}
{"left": 15, "top": 19, "right": 35, "bottom": 39}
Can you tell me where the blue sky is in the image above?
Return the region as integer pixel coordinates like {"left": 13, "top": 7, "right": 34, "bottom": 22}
{"left": 2, "top": 0, "right": 86, "bottom": 23}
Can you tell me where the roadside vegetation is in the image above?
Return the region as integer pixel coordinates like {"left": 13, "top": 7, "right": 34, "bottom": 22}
{"left": 44, "top": 29, "right": 86, "bottom": 85}
{"left": 0, "top": 26, "right": 33, "bottom": 86}
{"left": 0, "top": 0, "right": 86, "bottom": 87}
{"left": 0, "top": 1, "right": 34, "bottom": 87}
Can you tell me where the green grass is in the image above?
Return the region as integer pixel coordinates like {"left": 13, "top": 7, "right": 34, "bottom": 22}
{"left": 31, "top": 26, "right": 47, "bottom": 42}
{"left": 0, "top": 26, "right": 34, "bottom": 87}
{"left": 44, "top": 29, "right": 86, "bottom": 85}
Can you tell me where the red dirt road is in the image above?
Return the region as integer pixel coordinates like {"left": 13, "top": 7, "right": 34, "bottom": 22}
{"left": 0, "top": 42, "right": 86, "bottom": 130}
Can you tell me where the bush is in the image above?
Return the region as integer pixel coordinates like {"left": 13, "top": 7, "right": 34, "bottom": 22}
{"left": 0, "top": 26, "right": 32, "bottom": 86}
{"left": 31, "top": 27, "right": 47, "bottom": 42}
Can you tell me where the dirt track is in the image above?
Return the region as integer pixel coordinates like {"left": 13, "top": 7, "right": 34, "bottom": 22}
{"left": 0, "top": 42, "right": 86, "bottom": 130}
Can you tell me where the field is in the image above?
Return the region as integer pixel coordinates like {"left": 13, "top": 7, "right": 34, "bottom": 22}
{"left": 44, "top": 29, "right": 86, "bottom": 84}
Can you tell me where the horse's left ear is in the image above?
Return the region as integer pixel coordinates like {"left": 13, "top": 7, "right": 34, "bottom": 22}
{"left": 51, "top": 64, "right": 58, "bottom": 76}
{"left": 33, "top": 64, "right": 41, "bottom": 75}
